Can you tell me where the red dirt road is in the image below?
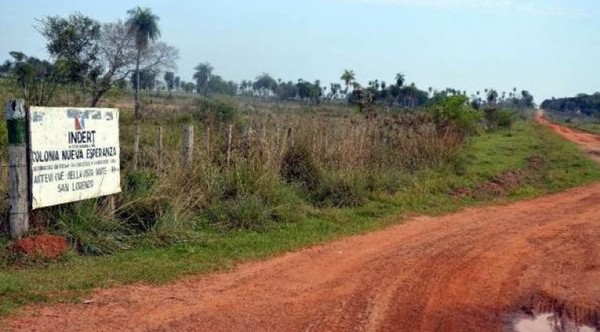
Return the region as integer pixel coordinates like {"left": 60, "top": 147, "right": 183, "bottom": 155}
{"left": 5, "top": 119, "right": 600, "bottom": 331}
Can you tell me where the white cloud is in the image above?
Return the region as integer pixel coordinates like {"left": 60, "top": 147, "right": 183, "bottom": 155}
{"left": 345, "top": 0, "right": 591, "bottom": 18}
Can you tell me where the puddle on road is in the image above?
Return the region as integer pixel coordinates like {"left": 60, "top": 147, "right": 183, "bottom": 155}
{"left": 513, "top": 312, "right": 597, "bottom": 332}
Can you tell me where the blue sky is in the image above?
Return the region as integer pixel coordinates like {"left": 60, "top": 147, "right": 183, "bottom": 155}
{"left": 1, "top": 0, "right": 599, "bottom": 103}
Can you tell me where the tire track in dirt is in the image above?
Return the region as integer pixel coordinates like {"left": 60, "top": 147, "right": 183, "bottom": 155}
{"left": 4, "top": 117, "right": 600, "bottom": 331}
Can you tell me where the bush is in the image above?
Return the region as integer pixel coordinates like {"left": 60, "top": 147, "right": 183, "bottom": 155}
{"left": 431, "top": 95, "right": 481, "bottom": 137}
{"left": 204, "top": 194, "right": 273, "bottom": 231}
{"left": 281, "top": 145, "right": 322, "bottom": 191}
{"left": 484, "top": 107, "right": 499, "bottom": 131}
{"left": 497, "top": 109, "right": 518, "bottom": 129}
{"left": 484, "top": 108, "right": 518, "bottom": 131}
{"left": 117, "top": 196, "right": 172, "bottom": 234}
{"left": 192, "top": 98, "right": 238, "bottom": 124}
{"left": 313, "top": 175, "right": 367, "bottom": 208}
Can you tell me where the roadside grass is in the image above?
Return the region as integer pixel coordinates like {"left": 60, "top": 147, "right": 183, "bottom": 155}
{"left": 564, "top": 121, "right": 600, "bottom": 135}
{"left": 1, "top": 120, "right": 599, "bottom": 316}
{"left": 544, "top": 115, "right": 600, "bottom": 136}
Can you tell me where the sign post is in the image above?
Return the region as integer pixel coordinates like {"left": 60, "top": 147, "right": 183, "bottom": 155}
{"left": 6, "top": 99, "right": 29, "bottom": 239}
{"left": 28, "top": 107, "right": 121, "bottom": 209}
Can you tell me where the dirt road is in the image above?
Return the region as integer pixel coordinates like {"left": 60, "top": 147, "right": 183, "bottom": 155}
{"left": 5, "top": 120, "right": 600, "bottom": 331}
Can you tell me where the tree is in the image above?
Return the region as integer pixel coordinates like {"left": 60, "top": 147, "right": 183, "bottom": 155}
{"left": 4, "top": 51, "right": 65, "bottom": 105}
{"left": 253, "top": 73, "right": 278, "bottom": 97}
{"left": 329, "top": 83, "right": 342, "bottom": 100}
{"left": 126, "top": 6, "right": 161, "bottom": 119}
{"left": 38, "top": 13, "right": 101, "bottom": 103}
{"left": 520, "top": 90, "right": 534, "bottom": 108}
{"left": 183, "top": 81, "right": 195, "bottom": 93}
{"left": 164, "top": 71, "right": 174, "bottom": 91}
{"left": 174, "top": 75, "right": 180, "bottom": 91}
{"left": 295, "top": 79, "right": 321, "bottom": 104}
{"left": 130, "top": 68, "right": 158, "bottom": 90}
{"left": 193, "top": 62, "right": 213, "bottom": 96}
{"left": 348, "top": 84, "right": 373, "bottom": 114}
{"left": 86, "top": 21, "right": 176, "bottom": 107}
{"left": 486, "top": 89, "right": 499, "bottom": 106}
{"left": 206, "top": 75, "right": 238, "bottom": 96}
{"left": 275, "top": 81, "right": 298, "bottom": 100}
{"left": 340, "top": 69, "right": 355, "bottom": 94}
{"left": 395, "top": 73, "right": 405, "bottom": 87}
{"left": 240, "top": 80, "right": 250, "bottom": 93}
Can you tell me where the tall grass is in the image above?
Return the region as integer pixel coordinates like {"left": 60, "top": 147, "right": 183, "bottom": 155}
{"left": 0, "top": 95, "right": 467, "bottom": 254}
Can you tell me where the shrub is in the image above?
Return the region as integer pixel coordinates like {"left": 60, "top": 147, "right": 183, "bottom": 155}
{"left": 497, "top": 109, "right": 518, "bottom": 129}
{"left": 484, "top": 107, "right": 500, "bottom": 131}
{"left": 281, "top": 145, "right": 322, "bottom": 191}
{"left": 192, "top": 98, "right": 238, "bottom": 124}
{"left": 117, "top": 196, "right": 172, "bottom": 234}
{"left": 313, "top": 175, "right": 367, "bottom": 207}
{"left": 431, "top": 95, "right": 481, "bottom": 137}
{"left": 204, "top": 194, "right": 273, "bottom": 231}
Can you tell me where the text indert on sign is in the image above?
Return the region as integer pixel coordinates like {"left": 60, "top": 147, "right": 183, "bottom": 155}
{"left": 29, "top": 107, "right": 121, "bottom": 209}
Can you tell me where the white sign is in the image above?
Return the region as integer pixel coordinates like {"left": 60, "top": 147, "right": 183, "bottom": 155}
{"left": 28, "top": 107, "right": 121, "bottom": 209}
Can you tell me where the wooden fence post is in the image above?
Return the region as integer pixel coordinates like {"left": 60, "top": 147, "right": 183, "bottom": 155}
{"left": 323, "top": 131, "right": 329, "bottom": 159}
{"left": 287, "top": 127, "right": 294, "bottom": 148}
{"left": 312, "top": 128, "right": 318, "bottom": 154}
{"left": 133, "top": 126, "right": 141, "bottom": 170}
{"left": 226, "top": 124, "right": 233, "bottom": 166}
{"left": 156, "top": 126, "right": 163, "bottom": 174}
{"left": 274, "top": 126, "right": 280, "bottom": 160}
{"left": 182, "top": 124, "right": 194, "bottom": 166}
{"left": 5, "top": 99, "right": 29, "bottom": 239}
{"left": 205, "top": 126, "right": 211, "bottom": 157}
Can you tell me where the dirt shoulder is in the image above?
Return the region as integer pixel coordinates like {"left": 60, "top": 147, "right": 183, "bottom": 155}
{"left": 5, "top": 119, "right": 600, "bottom": 331}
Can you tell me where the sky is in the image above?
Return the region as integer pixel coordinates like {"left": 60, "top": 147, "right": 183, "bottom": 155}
{"left": 1, "top": 0, "right": 599, "bottom": 103}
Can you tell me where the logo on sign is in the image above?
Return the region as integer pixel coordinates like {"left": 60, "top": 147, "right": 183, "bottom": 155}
{"left": 74, "top": 117, "right": 85, "bottom": 130}
{"left": 68, "top": 116, "right": 95, "bottom": 145}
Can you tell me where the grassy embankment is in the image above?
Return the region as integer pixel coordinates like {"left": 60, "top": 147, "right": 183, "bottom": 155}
{"left": 0, "top": 113, "right": 598, "bottom": 316}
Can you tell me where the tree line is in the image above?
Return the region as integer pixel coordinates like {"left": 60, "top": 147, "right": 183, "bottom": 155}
{"left": 0, "top": 6, "right": 537, "bottom": 118}
{"left": 541, "top": 93, "right": 600, "bottom": 116}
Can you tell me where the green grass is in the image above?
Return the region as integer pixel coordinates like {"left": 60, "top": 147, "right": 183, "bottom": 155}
{"left": 1, "top": 120, "right": 599, "bottom": 316}
{"left": 545, "top": 114, "right": 600, "bottom": 136}
{"left": 566, "top": 121, "right": 600, "bottom": 135}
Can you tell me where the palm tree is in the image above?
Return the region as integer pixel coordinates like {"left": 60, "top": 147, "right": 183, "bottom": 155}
{"left": 193, "top": 62, "right": 213, "bottom": 96}
{"left": 126, "top": 7, "right": 161, "bottom": 119}
{"left": 395, "top": 73, "right": 405, "bottom": 87}
{"left": 340, "top": 69, "right": 355, "bottom": 93}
